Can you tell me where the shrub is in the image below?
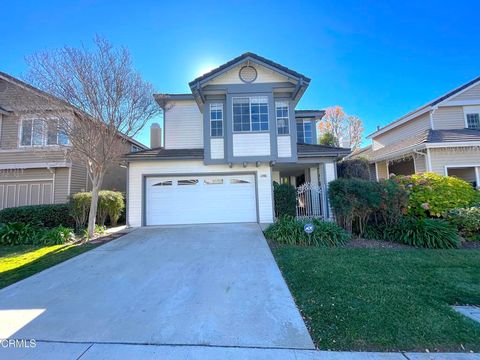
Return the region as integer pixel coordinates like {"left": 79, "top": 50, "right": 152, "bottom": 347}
{"left": 265, "top": 216, "right": 350, "bottom": 247}
{"left": 396, "top": 173, "right": 477, "bottom": 217}
{"left": 337, "top": 159, "right": 371, "bottom": 180}
{"left": 0, "top": 204, "right": 75, "bottom": 229}
{"left": 447, "top": 207, "right": 480, "bottom": 241}
{"left": 273, "top": 183, "right": 297, "bottom": 218}
{"left": 97, "top": 191, "right": 124, "bottom": 226}
{"left": 70, "top": 192, "right": 92, "bottom": 230}
{"left": 328, "top": 178, "right": 382, "bottom": 235}
{"left": 0, "top": 222, "right": 36, "bottom": 245}
{"left": 39, "top": 226, "right": 75, "bottom": 245}
{"left": 372, "top": 179, "right": 409, "bottom": 227}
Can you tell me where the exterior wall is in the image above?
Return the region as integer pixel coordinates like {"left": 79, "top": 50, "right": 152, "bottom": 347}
{"left": 372, "top": 113, "right": 430, "bottom": 149}
{"left": 429, "top": 147, "right": 480, "bottom": 176}
{"left": 206, "top": 63, "right": 290, "bottom": 86}
{"left": 70, "top": 161, "right": 88, "bottom": 194}
{"left": 0, "top": 114, "right": 19, "bottom": 149}
{"left": 451, "top": 83, "right": 480, "bottom": 101}
{"left": 127, "top": 160, "right": 274, "bottom": 227}
{"left": 164, "top": 100, "right": 203, "bottom": 149}
{"left": 54, "top": 167, "right": 70, "bottom": 203}
{"left": 102, "top": 163, "right": 127, "bottom": 192}
{"left": 277, "top": 136, "right": 292, "bottom": 157}
{"left": 414, "top": 154, "right": 427, "bottom": 173}
{"left": 232, "top": 133, "right": 271, "bottom": 157}
{"left": 375, "top": 161, "right": 389, "bottom": 180}
{"left": 433, "top": 107, "right": 465, "bottom": 129}
{"left": 210, "top": 138, "right": 224, "bottom": 159}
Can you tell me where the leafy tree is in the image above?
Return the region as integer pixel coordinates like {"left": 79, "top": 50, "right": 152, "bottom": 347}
{"left": 319, "top": 132, "right": 337, "bottom": 147}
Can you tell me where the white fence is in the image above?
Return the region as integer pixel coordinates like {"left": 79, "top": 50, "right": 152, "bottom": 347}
{"left": 296, "top": 182, "right": 327, "bottom": 219}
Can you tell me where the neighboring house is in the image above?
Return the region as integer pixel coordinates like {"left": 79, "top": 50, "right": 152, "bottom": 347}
{"left": 0, "top": 71, "right": 147, "bottom": 210}
{"left": 353, "top": 76, "right": 480, "bottom": 188}
{"left": 124, "top": 53, "right": 350, "bottom": 226}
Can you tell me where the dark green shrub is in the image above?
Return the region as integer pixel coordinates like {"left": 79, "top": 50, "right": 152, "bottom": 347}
{"left": 70, "top": 192, "right": 91, "bottom": 230}
{"left": 0, "top": 204, "right": 74, "bottom": 229}
{"left": 387, "top": 217, "right": 459, "bottom": 249}
{"left": 0, "top": 222, "right": 36, "bottom": 245}
{"left": 97, "top": 191, "right": 125, "bottom": 226}
{"left": 328, "top": 178, "right": 382, "bottom": 235}
{"left": 447, "top": 207, "right": 480, "bottom": 241}
{"left": 273, "top": 183, "right": 297, "bottom": 217}
{"left": 396, "top": 173, "right": 477, "bottom": 217}
{"left": 265, "top": 216, "right": 350, "bottom": 247}
{"left": 39, "top": 226, "right": 75, "bottom": 245}
{"left": 372, "top": 179, "right": 409, "bottom": 227}
{"left": 337, "top": 159, "right": 371, "bottom": 180}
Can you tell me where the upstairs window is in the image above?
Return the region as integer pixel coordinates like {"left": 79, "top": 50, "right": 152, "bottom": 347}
{"left": 210, "top": 103, "right": 223, "bottom": 137}
{"left": 276, "top": 101, "right": 289, "bottom": 135}
{"left": 233, "top": 96, "right": 269, "bottom": 132}
{"left": 466, "top": 113, "right": 480, "bottom": 129}
{"left": 296, "top": 120, "right": 313, "bottom": 144}
{"left": 20, "top": 118, "right": 69, "bottom": 147}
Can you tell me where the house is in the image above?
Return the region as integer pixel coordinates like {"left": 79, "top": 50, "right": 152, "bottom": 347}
{"left": 124, "top": 53, "right": 350, "bottom": 226}
{"left": 0, "top": 71, "right": 147, "bottom": 210}
{"left": 353, "top": 76, "right": 480, "bottom": 188}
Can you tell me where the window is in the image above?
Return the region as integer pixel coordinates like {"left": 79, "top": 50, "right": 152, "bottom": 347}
{"left": 276, "top": 101, "right": 289, "bottom": 135}
{"left": 233, "top": 96, "right": 269, "bottom": 132}
{"left": 296, "top": 120, "right": 312, "bottom": 144}
{"left": 20, "top": 118, "right": 69, "bottom": 146}
{"left": 466, "top": 113, "right": 480, "bottom": 129}
{"left": 131, "top": 145, "right": 142, "bottom": 152}
{"left": 204, "top": 178, "right": 223, "bottom": 185}
{"left": 210, "top": 103, "right": 223, "bottom": 137}
{"left": 178, "top": 179, "right": 199, "bottom": 185}
{"left": 230, "top": 178, "right": 251, "bottom": 184}
{"left": 153, "top": 180, "right": 172, "bottom": 186}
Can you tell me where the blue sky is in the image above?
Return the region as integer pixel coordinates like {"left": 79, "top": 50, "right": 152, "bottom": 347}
{"left": 1, "top": 0, "right": 479, "bottom": 146}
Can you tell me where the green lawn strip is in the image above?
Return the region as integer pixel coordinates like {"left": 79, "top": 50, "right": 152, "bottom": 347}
{"left": 273, "top": 247, "right": 480, "bottom": 352}
{"left": 0, "top": 243, "right": 98, "bottom": 289}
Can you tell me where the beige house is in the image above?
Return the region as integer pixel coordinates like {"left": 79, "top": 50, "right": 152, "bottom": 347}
{"left": 354, "top": 76, "right": 480, "bottom": 188}
{"left": 0, "top": 71, "right": 147, "bottom": 210}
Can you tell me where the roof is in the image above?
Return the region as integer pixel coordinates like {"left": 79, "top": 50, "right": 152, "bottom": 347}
{"left": 189, "top": 52, "right": 311, "bottom": 87}
{"left": 0, "top": 104, "right": 11, "bottom": 115}
{"left": 345, "top": 144, "right": 373, "bottom": 160}
{"left": 370, "top": 128, "right": 480, "bottom": 161}
{"left": 295, "top": 110, "right": 325, "bottom": 119}
{"left": 125, "top": 147, "right": 204, "bottom": 160}
{"left": 369, "top": 76, "right": 480, "bottom": 139}
{"left": 297, "top": 143, "right": 350, "bottom": 157}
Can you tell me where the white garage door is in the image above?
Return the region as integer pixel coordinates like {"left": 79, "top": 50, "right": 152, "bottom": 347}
{"left": 145, "top": 174, "right": 257, "bottom": 225}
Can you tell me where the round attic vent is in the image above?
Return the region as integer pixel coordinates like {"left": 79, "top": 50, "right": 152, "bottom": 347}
{"left": 239, "top": 66, "right": 257, "bottom": 83}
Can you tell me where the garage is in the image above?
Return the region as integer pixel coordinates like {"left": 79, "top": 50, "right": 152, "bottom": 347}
{"left": 145, "top": 174, "right": 257, "bottom": 225}
{"left": 0, "top": 181, "right": 53, "bottom": 210}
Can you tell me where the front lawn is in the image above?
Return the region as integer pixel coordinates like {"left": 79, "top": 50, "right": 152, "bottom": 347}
{"left": 0, "top": 243, "right": 98, "bottom": 289}
{"left": 273, "top": 246, "right": 480, "bottom": 352}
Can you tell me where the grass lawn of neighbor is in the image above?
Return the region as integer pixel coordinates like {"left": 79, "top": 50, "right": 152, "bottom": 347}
{"left": 0, "top": 243, "right": 98, "bottom": 289}
{"left": 273, "top": 246, "right": 480, "bottom": 352}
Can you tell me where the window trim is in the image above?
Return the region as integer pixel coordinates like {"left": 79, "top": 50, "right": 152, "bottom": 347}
{"left": 275, "top": 101, "right": 290, "bottom": 135}
{"left": 296, "top": 120, "right": 313, "bottom": 144}
{"left": 232, "top": 96, "right": 269, "bottom": 133}
{"left": 210, "top": 103, "right": 224, "bottom": 138}
{"left": 19, "top": 117, "right": 71, "bottom": 148}
{"left": 463, "top": 106, "right": 480, "bottom": 129}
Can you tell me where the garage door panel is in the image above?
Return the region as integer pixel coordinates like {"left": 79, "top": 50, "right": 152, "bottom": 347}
{"left": 0, "top": 181, "right": 53, "bottom": 210}
{"left": 146, "top": 174, "right": 257, "bottom": 225}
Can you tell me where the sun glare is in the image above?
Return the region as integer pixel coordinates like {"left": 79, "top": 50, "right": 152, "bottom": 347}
{"left": 196, "top": 63, "right": 218, "bottom": 77}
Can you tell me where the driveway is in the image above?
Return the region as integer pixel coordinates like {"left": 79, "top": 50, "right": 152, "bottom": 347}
{"left": 0, "top": 224, "right": 314, "bottom": 350}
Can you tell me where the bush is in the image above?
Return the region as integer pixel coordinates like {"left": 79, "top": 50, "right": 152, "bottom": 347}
{"left": 337, "top": 159, "right": 371, "bottom": 180}
{"left": 97, "top": 191, "right": 125, "bottom": 226}
{"left": 0, "top": 223, "right": 74, "bottom": 246}
{"left": 273, "top": 183, "right": 296, "bottom": 218}
{"left": 265, "top": 216, "right": 350, "bottom": 247}
{"left": 39, "top": 226, "right": 75, "bottom": 245}
{"left": 372, "top": 179, "right": 409, "bottom": 227}
{"left": 447, "top": 207, "right": 480, "bottom": 241}
{"left": 328, "top": 178, "right": 382, "bottom": 235}
{"left": 70, "top": 192, "right": 92, "bottom": 230}
{"left": 0, "top": 204, "right": 75, "bottom": 229}
{"left": 366, "top": 217, "right": 460, "bottom": 249}
{"left": 396, "top": 173, "right": 477, "bottom": 217}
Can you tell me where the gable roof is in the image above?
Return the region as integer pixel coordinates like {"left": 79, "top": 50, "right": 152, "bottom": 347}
{"left": 295, "top": 109, "right": 325, "bottom": 119}
{"left": 189, "top": 52, "right": 311, "bottom": 88}
{"left": 368, "top": 76, "right": 480, "bottom": 139}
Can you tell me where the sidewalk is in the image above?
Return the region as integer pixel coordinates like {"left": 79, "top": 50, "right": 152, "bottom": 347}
{"left": 2, "top": 341, "right": 479, "bottom": 360}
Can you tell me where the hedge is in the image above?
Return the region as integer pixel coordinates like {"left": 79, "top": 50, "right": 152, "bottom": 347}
{"left": 273, "top": 182, "right": 296, "bottom": 217}
{"left": 337, "top": 159, "right": 371, "bottom": 180}
{"left": 71, "top": 191, "right": 125, "bottom": 229}
{"left": 0, "top": 204, "right": 75, "bottom": 229}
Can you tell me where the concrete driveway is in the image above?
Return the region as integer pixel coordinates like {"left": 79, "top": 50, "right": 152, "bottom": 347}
{"left": 0, "top": 224, "right": 313, "bottom": 351}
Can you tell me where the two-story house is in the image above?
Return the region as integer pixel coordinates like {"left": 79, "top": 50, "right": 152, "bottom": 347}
{"left": 354, "top": 76, "right": 480, "bottom": 187}
{"left": 0, "top": 71, "right": 147, "bottom": 210}
{"left": 124, "top": 53, "right": 350, "bottom": 226}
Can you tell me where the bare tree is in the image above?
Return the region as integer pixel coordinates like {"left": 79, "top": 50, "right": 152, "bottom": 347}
{"left": 319, "top": 106, "right": 364, "bottom": 150}
{"left": 25, "top": 36, "right": 159, "bottom": 237}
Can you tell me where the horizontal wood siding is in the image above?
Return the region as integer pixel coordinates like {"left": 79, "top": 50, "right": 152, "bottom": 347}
{"left": 433, "top": 107, "right": 465, "bottom": 130}
{"left": 102, "top": 163, "right": 127, "bottom": 192}
{"left": 207, "top": 63, "right": 289, "bottom": 85}
{"left": 277, "top": 136, "right": 291, "bottom": 157}
{"left": 164, "top": 100, "right": 203, "bottom": 149}
{"left": 451, "top": 83, "right": 480, "bottom": 101}
{"left": 70, "top": 161, "right": 88, "bottom": 194}
{"left": 210, "top": 138, "right": 224, "bottom": 159}
{"left": 0, "top": 114, "right": 19, "bottom": 149}
{"left": 54, "top": 167, "right": 69, "bottom": 203}
{"left": 376, "top": 161, "right": 389, "bottom": 180}
{"left": 430, "top": 148, "right": 480, "bottom": 175}
{"left": 233, "top": 133, "right": 271, "bottom": 157}
{"left": 414, "top": 154, "right": 427, "bottom": 173}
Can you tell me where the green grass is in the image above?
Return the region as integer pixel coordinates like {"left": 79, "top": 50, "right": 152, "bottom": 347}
{"left": 273, "top": 246, "right": 480, "bottom": 352}
{"left": 0, "top": 243, "right": 98, "bottom": 289}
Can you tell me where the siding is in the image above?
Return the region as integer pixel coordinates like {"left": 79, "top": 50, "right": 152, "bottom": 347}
{"left": 376, "top": 161, "right": 389, "bottom": 180}
{"left": 70, "top": 161, "right": 88, "bottom": 194}
{"left": 54, "top": 167, "right": 70, "bottom": 203}
{"left": 373, "top": 113, "right": 430, "bottom": 147}
{"left": 451, "top": 83, "right": 480, "bottom": 101}
{"left": 277, "top": 136, "right": 291, "bottom": 158}
{"left": 414, "top": 154, "right": 427, "bottom": 173}
{"left": 429, "top": 148, "right": 480, "bottom": 175}
{"left": 433, "top": 107, "right": 465, "bottom": 130}
{"left": 102, "top": 163, "right": 127, "bottom": 191}
{"left": 0, "top": 114, "right": 19, "bottom": 149}
{"left": 164, "top": 100, "right": 203, "bottom": 149}
{"left": 233, "top": 133, "right": 271, "bottom": 157}
{"left": 210, "top": 138, "right": 224, "bottom": 159}
{"left": 127, "top": 161, "right": 274, "bottom": 226}
{"left": 207, "top": 63, "right": 289, "bottom": 85}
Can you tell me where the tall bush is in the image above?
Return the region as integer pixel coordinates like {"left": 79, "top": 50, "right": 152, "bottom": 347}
{"left": 447, "top": 207, "right": 480, "bottom": 241}
{"left": 97, "top": 191, "right": 125, "bottom": 226}
{"left": 273, "top": 182, "right": 297, "bottom": 218}
{"left": 396, "top": 173, "right": 477, "bottom": 217}
{"left": 70, "top": 192, "right": 91, "bottom": 230}
{"left": 337, "top": 159, "right": 371, "bottom": 180}
{"left": 374, "top": 179, "right": 409, "bottom": 227}
{"left": 0, "top": 204, "right": 74, "bottom": 228}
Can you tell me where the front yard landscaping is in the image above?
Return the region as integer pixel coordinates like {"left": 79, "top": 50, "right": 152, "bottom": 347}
{"left": 273, "top": 246, "right": 480, "bottom": 352}
{"left": 0, "top": 243, "right": 98, "bottom": 289}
